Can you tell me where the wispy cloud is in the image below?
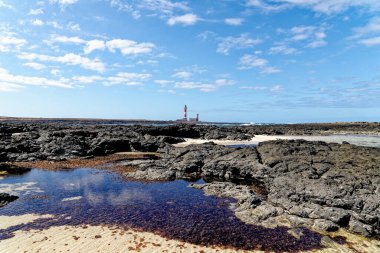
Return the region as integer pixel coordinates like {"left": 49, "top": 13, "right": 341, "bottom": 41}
{"left": 240, "top": 84, "right": 285, "bottom": 93}
{"left": 18, "top": 53, "right": 106, "bottom": 72}
{"left": 217, "top": 34, "right": 261, "bottom": 55}
{"left": 110, "top": 0, "right": 190, "bottom": 19}
{"left": 72, "top": 75, "right": 103, "bottom": 84}
{"left": 289, "top": 25, "right": 327, "bottom": 48}
{"left": 0, "top": 67, "right": 72, "bottom": 92}
{"left": 0, "top": 0, "right": 12, "bottom": 9}
{"left": 238, "top": 54, "right": 281, "bottom": 74}
{"left": 50, "top": 0, "right": 79, "bottom": 7}
{"left": 247, "top": 0, "right": 380, "bottom": 14}
{"left": 351, "top": 17, "right": 380, "bottom": 46}
{"left": 22, "top": 62, "right": 46, "bottom": 70}
{"left": 174, "top": 79, "right": 235, "bottom": 92}
{"left": 172, "top": 71, "right": 192, "bottom": 79}
{"left": 104, "top": 72, "right": 151, "bottom": 86}
{"left": 269, "top": 44, "right": 298, "bottom": 55}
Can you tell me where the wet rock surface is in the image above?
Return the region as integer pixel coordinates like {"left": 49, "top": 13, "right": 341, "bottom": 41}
{"left": 123, "top": 140, "right": 380, "bottom": 238}
{"left": 0, "top": 193, "right": 18, "bottom": 208}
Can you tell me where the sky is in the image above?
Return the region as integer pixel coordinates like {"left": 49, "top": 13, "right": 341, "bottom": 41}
{"left": 0, "top": 0, "right": 380, "bottom": 123}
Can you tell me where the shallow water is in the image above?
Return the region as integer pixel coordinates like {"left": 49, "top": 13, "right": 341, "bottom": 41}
{"left": 0, "top": 168, "right": 326, "bottom": 252}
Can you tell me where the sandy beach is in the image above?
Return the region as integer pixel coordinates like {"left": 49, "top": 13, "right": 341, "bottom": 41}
{"left": 1, "top": 213, "right": 379, "bottom": 253}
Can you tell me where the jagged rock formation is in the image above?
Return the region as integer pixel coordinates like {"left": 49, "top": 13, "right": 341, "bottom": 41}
{"left": 123, "top": 140, "right": 380, "bottom": 238}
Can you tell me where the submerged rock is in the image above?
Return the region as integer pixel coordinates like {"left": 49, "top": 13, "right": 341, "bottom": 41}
{"left": 0, "top": 193, "right": 18, "bottom": 208}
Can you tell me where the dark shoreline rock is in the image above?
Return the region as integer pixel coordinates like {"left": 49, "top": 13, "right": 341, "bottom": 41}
{"left": 0, "top": 193, "right": 19, "bottom": 208}
{"left": 0, "top": 121, "right": 379, "bottom": 239}
{"left": 122, "top": 140, "right": 380, "bottom": 238}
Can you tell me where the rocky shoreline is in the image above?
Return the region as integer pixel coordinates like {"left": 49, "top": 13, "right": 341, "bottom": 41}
{"left": 0, "top": 121, "right": 379, "bottom": 242}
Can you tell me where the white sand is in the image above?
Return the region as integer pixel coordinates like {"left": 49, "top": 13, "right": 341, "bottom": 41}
{"left": 173, "top": 135, "right": 380, "bottom": 148}
{"left": 0, "top": 213, "right": 379, "bottom": 253}
{"left": 0, "top": 214, "right": 54, "bottom": 230}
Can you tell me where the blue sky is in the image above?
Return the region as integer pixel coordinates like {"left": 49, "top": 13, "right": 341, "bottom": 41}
{"left": 0, "top": 0, "right": 379, "bottom": 123}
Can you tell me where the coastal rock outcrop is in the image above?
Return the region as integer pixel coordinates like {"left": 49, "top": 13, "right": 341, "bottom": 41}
{"left": 1, "top": 121, "right": 379, "bottom": 238}
{"left": 122, "top": 140, "right": 380, "bottom": 238}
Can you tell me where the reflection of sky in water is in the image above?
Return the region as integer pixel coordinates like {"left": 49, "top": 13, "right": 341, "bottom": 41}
{"left": 0, "top": 168, "right": 325, "bottom": 252}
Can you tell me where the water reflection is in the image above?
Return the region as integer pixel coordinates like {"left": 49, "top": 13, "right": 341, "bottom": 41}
{"left": 0, "top": 168, "right": 324, "bottom": 252}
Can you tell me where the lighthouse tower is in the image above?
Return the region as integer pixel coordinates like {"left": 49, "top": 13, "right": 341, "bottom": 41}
{"left": 184, "top": 105, "right": 187, "bottom": 121}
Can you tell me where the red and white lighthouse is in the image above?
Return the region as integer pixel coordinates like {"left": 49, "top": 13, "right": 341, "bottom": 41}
{"left": 184, "top": 105, "right": 187, "bottom": 121}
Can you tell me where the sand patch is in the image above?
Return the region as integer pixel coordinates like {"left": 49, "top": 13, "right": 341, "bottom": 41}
{"left": 0, "top": 213, "right": 379, "bottom": 252}
{"left": 0, "top": 223, "right": 251, "bottom": 253}
{"left": 0, "top": 213, "right": 54, "bottom": 230}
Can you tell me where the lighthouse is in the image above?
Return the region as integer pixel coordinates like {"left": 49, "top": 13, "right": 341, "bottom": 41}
{"left": 184, "top": 105, "right": 187, "bottom": 121}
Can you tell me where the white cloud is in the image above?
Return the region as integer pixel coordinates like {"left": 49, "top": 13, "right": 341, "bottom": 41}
{"left": 47, "top": 36, "right": 155, "bottom": 56}
{"left": 246, "top": 0, "right": 287, "bottom": 12}
{"left": 105, "top": 72, "right": 151, "bottom": 86}
{"left": 0, "top": 34, "right": 27, "bottom": 52}
{"left": 238, "top": 54, "right": 280, "bottom": 74}
{"left": 68, "top": 23, "right": 80, "bottom": 31}
{"left": 139, "top": 0, "right": 189, "bottom": 14}
{"left": 360, "top": 36, "right": 380, "bottom": 46}
{"left": 269, "top": 44, "right": 298, "bottom": 54}
{"left": 0, "top": 67, "right": 72, "bottom": 92}
{"left": 0, "top": 0, "right": 12, "bottom": 9}
{"left": 18, "top": 53, "right": 106, "bottom": 72}
{"left": 225, "top": 18, "right": 244, "bottom": 26}
{"left": 174, "top": 79, "right": 235, "bottom": 92}
{"left": 22, "top": 62, "right": 46, "bottom": 70}
{"left": 51, "top": 69, "right": 60, "bottom": 76}
{"left": 154, "top": 79, "right": 173, "bottom": 87}
{"left": 353, "top": 17, "right": 380, "bottom": 37}
{"left": 111, "top": 0, "right": 190, "bottom": 19}
{"left": 240, "top": 86, "right": 268, "bottom": 91}
{"left": 351, "top": 17, "right": 380, "bottom": 46}
{"left": 262, "top": 66, "right": 281, "bottom": 74}
{"left": 29, "top": 8, "right": 44, "bottom": 15}
{"left": 217, "top": 34, "right": 262, "bottom": 55}
{"left": 106, "top": 39, "right": 155, "bottom": 55}
{"left": 32, "top": 19, "right": 44, "bottom": 26}
{"left": 239, "top": 54, "right": 267, "bottom": 69}
{"left": 52, "top": 35, "right": 86, "bottom": 44}
{"left": 247, "top": 0, "right": 380, "bottom": 14}
{"left": 72, "top": 75, "right": 103, "bottom": 84}
{"left": 84, "top": 40, "right": 106, "bottom": 54}
{"left": 172, "top": 71, "right": 192, "bottom": 79}
{"left": 167, "top": 13, "right": 199, "bottom": 26}
{"left": 270, "top": 85, "right": 284, "bottom": 93}
{"left": 47, "top": 21, "right": 63, "bottom": 29}
{"left": 240, "top": 85, "right": 284, "bottom": 93}
{"left": 50, "top": 0, "right": 79, "bottom": 7}
{"left": 288, "top": 25, "right": 328, "bottom": 48}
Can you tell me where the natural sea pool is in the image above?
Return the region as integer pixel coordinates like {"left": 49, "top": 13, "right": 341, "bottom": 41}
{"left": 0, "top": 168, "right": 328, "bottom": 252}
